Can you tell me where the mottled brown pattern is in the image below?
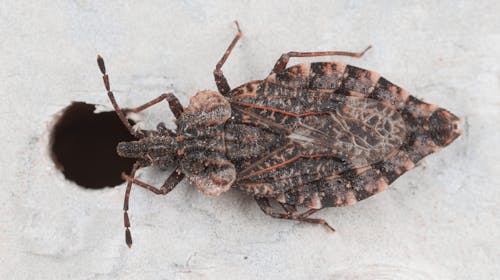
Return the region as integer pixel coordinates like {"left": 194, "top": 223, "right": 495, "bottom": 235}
{"left": 99, "top": 25, "right": 461, "bottom": 245}
{"left": 369, "top": 77, "right": 410, "bottom": 109}
{"left": 177, "top": 90, "right": 236, "bottom": 196}
{"left": 226, "top": 62, "right": 460, "bottom": 208}
{"left": 342, "top": 65, "right": 381, "bottom": 95}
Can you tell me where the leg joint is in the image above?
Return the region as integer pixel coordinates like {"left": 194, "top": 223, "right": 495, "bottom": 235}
{"left": 161, "top": 92, "right": 176, "bottom": 101}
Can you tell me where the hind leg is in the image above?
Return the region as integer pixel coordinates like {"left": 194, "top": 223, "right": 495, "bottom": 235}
{"left": 255, "top": 197, "right": 335, "bottom": 231}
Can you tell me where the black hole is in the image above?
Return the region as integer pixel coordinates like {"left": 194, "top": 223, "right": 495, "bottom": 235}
{"left": 50, "top": 102, "right": 136, "bottom": 189}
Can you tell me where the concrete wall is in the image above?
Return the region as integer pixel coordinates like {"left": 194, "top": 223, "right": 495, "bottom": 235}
{"left": 1, "top": 1, "right": 499, "bottom": 279}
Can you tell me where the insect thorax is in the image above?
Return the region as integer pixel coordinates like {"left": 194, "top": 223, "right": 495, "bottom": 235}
{"left": 176, "top": 90, "right": 236, "bottom": 196}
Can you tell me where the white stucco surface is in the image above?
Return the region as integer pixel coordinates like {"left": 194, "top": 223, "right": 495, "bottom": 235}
{"left": 1, "top": 1, "right": 499, "bottom": 279}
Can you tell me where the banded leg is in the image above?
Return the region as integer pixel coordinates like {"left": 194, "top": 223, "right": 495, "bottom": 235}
{"left": 213, "top": 21, "right": 242, "bottom": 95}
{"left": 121, "top": 168, "right": 185, "bottom": 247}
{"left": 271, "top": 45, "right": 372, "bottom": 74}
{"left": 255, "top": 197, "right": 335, "bottom": 231}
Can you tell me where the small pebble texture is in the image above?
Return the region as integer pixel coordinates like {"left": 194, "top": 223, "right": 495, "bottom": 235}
{"left": 1, "top": 1, "right": 499, "bottom": 279}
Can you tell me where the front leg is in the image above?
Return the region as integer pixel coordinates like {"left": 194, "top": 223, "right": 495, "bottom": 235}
{"left": 213, "top": 21, "right": 243, "bottom": 95}
{"left": 255, "top": 197, "right": 335, "bottom": 231}
{"left": 97, "top": 56, "right": 184, "bottom": 135}
{"left": 122, "top": 169, "right": 185, "bottom": 195}
{"left": 127, "top": 93, "right": 183, "bottom": 119}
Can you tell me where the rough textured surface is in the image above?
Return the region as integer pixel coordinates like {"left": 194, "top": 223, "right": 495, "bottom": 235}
{"left": 1, "top": 1, "right": 499, "bottom": 279}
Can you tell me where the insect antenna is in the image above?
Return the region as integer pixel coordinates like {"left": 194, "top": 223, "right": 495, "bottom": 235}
{"left": 97, "top": 55, "right": 139, "bottom": 138}
{"left": 122, "top": 162, "right": 140, "bottom": 248}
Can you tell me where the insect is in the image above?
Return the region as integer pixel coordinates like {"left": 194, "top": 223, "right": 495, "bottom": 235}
{"left": 97, "top": 22, "right": 461, "bottom": 247}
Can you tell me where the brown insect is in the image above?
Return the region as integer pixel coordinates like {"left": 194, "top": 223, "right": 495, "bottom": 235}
{"left": 97, "top": 22, "right": 461, "bottom": 247}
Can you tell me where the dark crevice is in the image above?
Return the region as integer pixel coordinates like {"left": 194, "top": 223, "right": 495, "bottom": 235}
{"left": 50, "top": 102, "right": 136, "bottom": 189}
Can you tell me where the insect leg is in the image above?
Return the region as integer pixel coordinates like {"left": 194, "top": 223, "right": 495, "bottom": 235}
{"left": 255, "top": 197, "right": 335, "bottom": 231}
{"left": 127, "top": 93, "right": 184, "bottom": 119}
{"left": 122, "top": 169, "right": 185, "bottom": 195}
{"left": 255, "top": 197, "right": 291, "bottom": 218}
{"left": 279, "top": 202, "right": 297, "bottom": 213}
{"left": 278, "top": 203, "right": 318, "bottom": 218}
{"left": 281, "top": 204, "right": 335, "bottom": 231}
{"left": 295, "top": 209, "right": 335, "bottom": 232}
{"left": 213, "top": 21, "right": 243, "bottom": 95}
{"left": 97, "top": 55, "right": 138, "bottom": 137}
{"left": 270, "top": 45, "right": 372, "bottom": 74}
{"left": 121, "top": 169, "right": 184, "bottom": 247}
